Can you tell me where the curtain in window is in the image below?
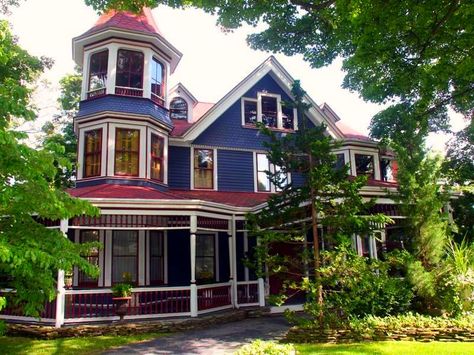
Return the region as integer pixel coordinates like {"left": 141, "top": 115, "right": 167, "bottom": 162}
{"left": 112, "top": 231, "right": 138, "bottom": 283}
{"left": 115, "top": 128, "right": 139, "bottom": 176}
{"left": 194, "top": 149, "right": 213, "bottom": 189}
{"left": 83, "top": 129, "right": 102, "bottom": 177}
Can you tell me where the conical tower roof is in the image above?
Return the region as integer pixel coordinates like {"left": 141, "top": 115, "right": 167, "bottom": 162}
{"left": 82, "top": 7, "right": 161, "bottom": 37}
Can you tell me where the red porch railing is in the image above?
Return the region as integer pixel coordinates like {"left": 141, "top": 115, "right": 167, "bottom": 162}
{"left": 87, "top": 88, "right": 106, "bottom": 99}
{"left": 236, "top": 281, "right": 259, "bottom": 305}
{"left": 115, "top": 86, "right": 143, "bottom": 97}
{"left": 0, "top": 291, "right": 56, "bottom": 321}
{"left": 197, "top": 283, "right": 232, "bottom": 311}
{"left": 64, "top": 286, "right": 191, "bottom": 321}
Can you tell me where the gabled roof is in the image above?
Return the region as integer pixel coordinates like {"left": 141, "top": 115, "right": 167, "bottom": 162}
{"left": 180, "top": 56, "right": 346, "bottom": 141}
{"left": 81, "top": 8, "right": 161, "bottom": 37}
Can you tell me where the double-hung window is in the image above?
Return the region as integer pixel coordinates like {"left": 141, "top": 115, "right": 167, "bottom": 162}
{"left": 115, "top": 128, "right": 140, "bottom": 176}
{"left": 242, "top": 92, "right": 297, "bottom": 130}
{"left": 150, "top": 134, "right": 164, "bottom": 181}
{"left": 196, "top": 234, "right": 215, "bottom": 283}
{"left": 78, "top": 230, "right": 100, "bottom": 287}
{"left": 88, "top": 50, "right": 108, "bottom": 98}
{"left": 193, "top": 149, "right": 214, "bottom": 189}
{"left": 151, "top": 58, "right": 165, "bottom": 105}
{"left": 112, "top": 230, "right": 138, "bottom": 284}
{"left": 83, "top": 128, "right": 102, "bottom": 178}
{"left": 256, "top": 153, "right": 289, "bottom": 192}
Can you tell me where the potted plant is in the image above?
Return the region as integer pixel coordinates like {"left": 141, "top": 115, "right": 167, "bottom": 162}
{"left": 111, "top": 273, "right": 133, "bottom": 321}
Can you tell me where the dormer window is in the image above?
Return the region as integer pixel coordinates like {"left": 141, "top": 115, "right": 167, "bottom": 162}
{"left": 170, "top": 97, "right": 188, "bottom": 120}
{"left": 115, "top": 49, "right": 144, "bottom": 97}
{"left": 242, "top": 92, "right": 297, "bottom": 130}
{"left": 151, "top": 58, "right": 165, "bottom": 106}
{"left": 88, "top": 50, "right": 108, "bottom": 99}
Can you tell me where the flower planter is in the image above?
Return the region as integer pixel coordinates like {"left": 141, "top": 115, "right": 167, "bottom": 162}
{"left": 112, "top": 296, "right": 132, "bottom": 321}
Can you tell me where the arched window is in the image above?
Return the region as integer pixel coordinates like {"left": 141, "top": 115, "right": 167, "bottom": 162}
{"left": 151, "top": 58, "right": 165, "bottom": 105}
{"left": 88, "top": 50, "right": 108, "bottom": 98}
{"left": 115, "top": 49, "right": 144, "bottom": 96}
{"left": 170, "top": 97, "right": 188, "bottom": 120}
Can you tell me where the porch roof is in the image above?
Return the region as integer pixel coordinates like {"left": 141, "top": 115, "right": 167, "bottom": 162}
{"left": 68, "top": 184, "right": 272, "bottom": 208}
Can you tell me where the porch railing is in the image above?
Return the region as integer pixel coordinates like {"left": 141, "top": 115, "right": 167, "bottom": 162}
{"left": 197, "top": 282, "right": 232, "bottom": 313}
{"left": 0, "top": 291, "right": 56, "bottom": 323}
{"left": 64, "top": 286, "right": 191, "bottom": 322}
{"left": 236, "top": 281, "right": 260, "bottom": 306}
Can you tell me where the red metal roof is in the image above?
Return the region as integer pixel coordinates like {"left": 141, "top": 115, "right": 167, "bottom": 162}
{"left": 68, "top": 184, "right": 271, "bottom": 208}
{"left": 82, "top": 7, "right": 161, "bottom": 37}
{"left": 335, "top": 121, "right": 372, "bottom": 142}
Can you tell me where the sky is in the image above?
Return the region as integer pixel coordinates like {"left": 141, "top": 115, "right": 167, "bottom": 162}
{"left": 5, "top": 0, "right": 466, "bottom": 150}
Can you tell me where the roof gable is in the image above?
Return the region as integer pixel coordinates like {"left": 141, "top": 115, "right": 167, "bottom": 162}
{"left": 182, "top": 56, "right": 345, "bottom": 141}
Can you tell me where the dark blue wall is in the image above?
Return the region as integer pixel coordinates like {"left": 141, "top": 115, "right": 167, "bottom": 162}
{"left": 167, "top": 230, "right": 190, "bottom": 286}
{"left": 218, "top": 150, "right": 254, "bottom": 192}
{"left": 218, "top": 232, "right": 230, "bottom": 282}
{"left": 193, "top": 74, "right": 300, "bottom": 150}
{"left": 168, "top": 146, "right": 190, "bottom": 190}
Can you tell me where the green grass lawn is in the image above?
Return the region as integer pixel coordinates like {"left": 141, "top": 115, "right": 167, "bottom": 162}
{"left": 295, "top": 341, "right": 474, "bottom": 354}
{"left": 0, "top": 332, "right": 165, "bottom": 355}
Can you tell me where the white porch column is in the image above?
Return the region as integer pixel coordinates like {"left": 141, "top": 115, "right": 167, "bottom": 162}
{"left": 190, "top": 215, "right": 198, "bottom": 317}
{"left": 230, "top": 216, "right": 238, "bottom": 309}
{"left": 258, "top": 277, "right": 265, "bottom": 307}
{"left": 227, "top": 228, "right": 234, "bottom": 307}
{"left": 55, "top": 219, "right": 68, "bottom": 328}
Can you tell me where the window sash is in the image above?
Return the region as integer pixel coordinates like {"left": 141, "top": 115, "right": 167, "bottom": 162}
{"left": 170, "top": 97, "right": 188, "bottom": 120}
{"left": 151, "top": 58, "right": 164, "bottom": 98}
{"left": 116, "top": 49, "right": 144, "bottom": 89}
{"left": 355, "top": 154, "right": 375, "bottom": 179}
{"left": 78, "top": 230, "right": 100, "bottom": 286}
{"left": 243, "top": 100, "right": 257, "bottom": 125}
{"left": 261, "top": 95, "right": 278, "bottom": 128}
{"left": 112, "top": 231, "right": 138, "bottom": 284}
{"left": 115, "top": 128, "right": 140, "bottom": 176}
{"left": 83, "top": 129, "right": 102, "bottom": 178}
{"left": 194, "top": 149, "right": 214, "bottom": 189}
{"left": 256, "top": 153, "right": 271, "bottom": 192}
{"left": 88, "top": 50, "right": 108, "bottom": 91}
{"left": 150, "top": 134, "right": 164, "bottom": 181}
{"left": 196, "top": 234, "right": 215, "bottom": 282}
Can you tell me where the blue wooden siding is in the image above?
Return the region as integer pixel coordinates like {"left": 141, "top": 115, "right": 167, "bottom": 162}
{"left": 218, "top": 150, "right": 254, "bottom": 192}
{"left": 291, "top": 172, "right": 306, "bottom": 188}
{"left": 168, "top": 146, "right": 190, "bottom": 190}
{"left": 193, "top": 73, "right": 303, "bottom": 150}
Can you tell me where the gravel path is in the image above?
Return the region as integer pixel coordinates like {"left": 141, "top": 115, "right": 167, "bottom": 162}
{"left": 102, "top": 315, "right": 291, "bottom": 354}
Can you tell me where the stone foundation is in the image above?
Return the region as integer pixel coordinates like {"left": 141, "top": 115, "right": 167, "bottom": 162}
{"left": 286, "top": 326, "right": 474, "bottom": 343}
{"left": 6, "top": 308, "right": 270, "bottom": 339}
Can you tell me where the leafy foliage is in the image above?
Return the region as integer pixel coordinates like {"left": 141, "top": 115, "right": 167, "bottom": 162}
{"left": 0, "top": 20, "right": 98, "bottom": 317}
{"left": 236, "top": 340, "right": 295, "bottom": 355}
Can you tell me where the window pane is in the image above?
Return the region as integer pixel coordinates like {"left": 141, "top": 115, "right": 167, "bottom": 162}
{"left": 196, "top": 235, "right": 215, "bottom": 281}
{"left": 257, "top": 172, "right": 270, "bottom": 192}
{"left": 89, "top": 50, "right": 108, "bottom": 91}
{"left": 115, "top": 129, "right": 139, "bottom": 176}
{"left": 112, "top": 231, "right": 137, "bottom": 283}
{"left": 116, "top": 49, "right": 144, "bottom": 88}
{"left": 83, "top": 129, "right": 102, "bottom": 178}
{"left": 355, "top": 154, "right": 375, "bottom": 179}
{"left": 78, "top": 230, "right": 100, "bottom": 286}
{"left": 151, "top": 58, "right": 164, "bottom": 97}
{"left": 170, "top": 97, "right": 188, "bottom": 120}
{"left": 261, "top": 96, "right": 277, "bottom": 128}
{"left": 150, "top": 134, "right": 164, "bottom": 181}
{"left": 282, "top": 105, "right": 294, "bottom": 130}
{"left": 334, "top": 153, "right": 346, "bottom": 171}
{"left": 257, "top": 153, "right": 269, "bottom": 171}
{"left": 244, "top": 100, "right": 257, "bottom": 125}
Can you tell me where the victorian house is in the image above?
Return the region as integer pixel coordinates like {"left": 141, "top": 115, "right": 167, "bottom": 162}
{"left": 1, "top": 8, "right": 403, "bottom": 327}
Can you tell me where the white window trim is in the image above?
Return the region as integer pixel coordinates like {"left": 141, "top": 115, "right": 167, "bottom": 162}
{"left": 150, "top": 56, "right": 167, "bottom": 106}
{"left": 190, "top": 147, "right": 218, "bottom": 191}
{"left": 332, "top": 149, "right": 351, "bottom": 172}
{"left": 350, "top": 150, "right": 381, "bottom": 180}
{"left": 77, "top": 123, "right": 107, "bottom": 180}
{"left": 241, "top": 93, "right": 298, "bottom": 130}
{"left": 147, "top": 128, "right": 168, "bottom": 184}
{"left": 253, "top": 152, "right": 292, "bottom": 193}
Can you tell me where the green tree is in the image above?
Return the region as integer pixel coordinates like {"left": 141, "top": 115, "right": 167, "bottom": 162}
{"left": 247, "top": 82, "right": 390, "bottom": 323}
{"left": 41, "top": 70, "right": 82, "bottom": 188}
{"left": 0, "top": 20, "right": 98, "bottom": 317}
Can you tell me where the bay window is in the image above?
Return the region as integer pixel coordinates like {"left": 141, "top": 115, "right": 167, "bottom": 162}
{"left": 112, "top": 230, "right": 138, "bottom": 284}
{"left": 83, "top": 128, "right": 102, "bottom": 178}
{"left": 150, "top": 134, "right": 164, "bottom": 181}
{"left": 194, "top": 149, "right": 214, "bottom": 189}
{"left": 355, "top": 154, "right": 375, "bottom": 179}
{"left": 116, "top": 49, "right": 144, "bottom": 95}
{"left": 170, "top": 97, "right": 188, "bottom": 120}
{"left": 88, "top": 50, "right": 108, "bottom": 98}
{"left": 115, "top": 128, "right": 140, "bottom": 176}
{"left": 151, "top": 58, "right": 165, "bottom": 105}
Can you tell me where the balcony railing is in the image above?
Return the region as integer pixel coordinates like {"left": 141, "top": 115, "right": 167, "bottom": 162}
{"left": 86, "top": 88, "right": 106, "bottom": 99}
{"left": 115, "top": 86, "right": 143, "bottom": 97}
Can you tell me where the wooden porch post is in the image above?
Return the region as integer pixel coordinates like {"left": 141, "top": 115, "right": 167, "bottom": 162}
{"left": 227, "top": 224, "right": 235, "bottom": 307}
{"left": 230, "top": 216, "right": 238, "bottom": 309}
{"left": 55, "top": 219, "right": 68, "bottom": 328}
{"left": 190, "top": 215, "right": 198, "bottom": 317}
